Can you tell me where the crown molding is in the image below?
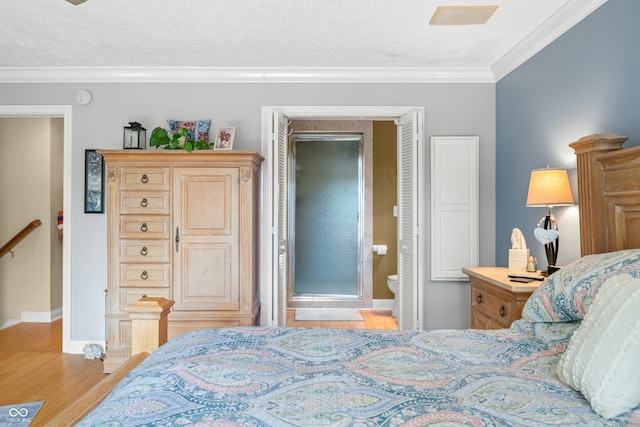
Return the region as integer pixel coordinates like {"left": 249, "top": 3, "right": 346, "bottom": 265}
{"left": 492, "top": 0, "right": 608, "bottom": 81}
{"left": 0, "top": 66, "right": 496, "bottom": 84}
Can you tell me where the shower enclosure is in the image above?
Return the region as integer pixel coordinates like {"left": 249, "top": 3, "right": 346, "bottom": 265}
{"left": 289, "top": 134, "right": 363, "bottom": 300}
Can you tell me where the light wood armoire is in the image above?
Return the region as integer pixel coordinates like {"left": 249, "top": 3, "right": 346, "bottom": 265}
{"left": 99, "top": 150, "right": 263, "bottom": 372}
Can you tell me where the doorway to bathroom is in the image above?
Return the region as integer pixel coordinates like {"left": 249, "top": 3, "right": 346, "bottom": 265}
{"left": 289, "top": 133, "right": 364, "bottom": 303}
{"left": 262, "top": 106, "right": 425, "bottom": 331}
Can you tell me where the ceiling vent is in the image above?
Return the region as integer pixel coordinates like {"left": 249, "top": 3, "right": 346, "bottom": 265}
{"left": 430, "top": 5, "right": 498, "bottom": 25}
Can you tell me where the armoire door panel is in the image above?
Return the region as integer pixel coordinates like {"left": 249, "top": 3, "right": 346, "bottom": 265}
{"left": 174, "top": 167, "right": 238, "bottom": 236}
{"left": 173, "top": 243, "right": 239, "bottom": 311}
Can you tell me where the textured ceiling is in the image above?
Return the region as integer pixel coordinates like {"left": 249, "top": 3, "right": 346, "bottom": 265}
{"left": 0, "top": 0, "right": 607, "bottom": 82}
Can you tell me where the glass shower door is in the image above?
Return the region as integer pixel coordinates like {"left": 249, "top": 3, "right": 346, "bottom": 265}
{"left": 290, "top": 135, "right": 362, "bottom": 297}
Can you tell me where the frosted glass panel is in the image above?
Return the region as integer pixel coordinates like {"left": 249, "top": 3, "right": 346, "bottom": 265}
{"left": 293, "top": 138, "right": 359, "bottom": 295}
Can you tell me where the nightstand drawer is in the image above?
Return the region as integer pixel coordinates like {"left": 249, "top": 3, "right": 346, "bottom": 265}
{"left": 463, "top": 267, "right": 541, "bottom": 330}
{"left": 472, "top": 285, "right": 512, "bottom": 324}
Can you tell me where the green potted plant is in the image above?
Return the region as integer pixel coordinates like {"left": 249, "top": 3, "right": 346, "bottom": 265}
{"left": 149, "top": 127, "right": 210, "bottom": 152}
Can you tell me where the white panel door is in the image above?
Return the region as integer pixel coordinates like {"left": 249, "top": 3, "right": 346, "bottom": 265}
{"left": 431, "top": 136, "right": 479, "bottom": 280}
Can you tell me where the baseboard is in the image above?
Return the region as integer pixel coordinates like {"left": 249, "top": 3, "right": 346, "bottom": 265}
{"left": 0, "top": 319, "right": 21, "bottom": 330}
{"left": 372, "top": 299, "right": 394, "bottom": 310}
{"left": 21, "top": 308, "right": 63, "bottom": 323}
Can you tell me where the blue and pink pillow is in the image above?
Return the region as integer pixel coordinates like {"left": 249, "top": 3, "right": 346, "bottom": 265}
{"left": 522, "top": 249, "right": 640, "bottom": 323}
{"left": 167, "top": 119, "right": 211, "bottom": 142}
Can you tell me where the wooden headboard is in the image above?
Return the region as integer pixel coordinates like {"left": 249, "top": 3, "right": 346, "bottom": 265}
{"left": 571, "top": 134, "right": 640, "bottom": 256}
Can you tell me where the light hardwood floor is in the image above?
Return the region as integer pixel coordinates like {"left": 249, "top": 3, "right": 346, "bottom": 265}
{"left": 0, "top": 320, "right": 106, "bottom": 426}
{"left": 287, "top": 309, "right": 398, "bottom": 329}
{"left": 0, "top": 310, "right": 396, "bottom": 425}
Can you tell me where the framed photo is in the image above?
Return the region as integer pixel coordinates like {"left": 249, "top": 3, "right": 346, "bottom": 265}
{"left": 214, "top": 127, "right": 235, "bottom": 150}
{"left": 84, "top": 150, "right": 104, "bottom": 213}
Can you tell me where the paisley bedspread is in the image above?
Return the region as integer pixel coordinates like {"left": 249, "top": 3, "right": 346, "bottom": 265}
{"left": 78, "top": 322, "right": 639, "bottom": 426}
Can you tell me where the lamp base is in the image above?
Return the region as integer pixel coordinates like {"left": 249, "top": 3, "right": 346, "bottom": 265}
{"left": 542, "top": 265, "right": 562, "bottom": 277}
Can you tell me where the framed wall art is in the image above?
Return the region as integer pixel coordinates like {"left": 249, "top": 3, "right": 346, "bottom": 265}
{"left": 84, "top": 149, "right": 104, "bottom": 213}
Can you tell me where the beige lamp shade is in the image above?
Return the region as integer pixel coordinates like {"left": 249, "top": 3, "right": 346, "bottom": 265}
{"left": 526, "top": 168, "right": 574, "bottom": 207}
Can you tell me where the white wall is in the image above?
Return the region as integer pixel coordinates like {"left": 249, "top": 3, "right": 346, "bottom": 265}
{"left": 0, "top": 81, "right": 495, "bottom": 340}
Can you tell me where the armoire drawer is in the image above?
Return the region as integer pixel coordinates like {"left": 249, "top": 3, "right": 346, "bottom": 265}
{"left": 119, "top": 287, "right": 171, "bottom": 309}
{"left": 120, "top": 192, "right": 170, "bottom": 215}
{"left": 119, "top": 264, "right": 171, "bottom": 287}
{"left": 120, "top": 168, "right": 170, "bottom": 190}
{"left": 120, "top": 216, "right": 170, "bottom": 239}
{"left": 120, "top": 240, "right": 171, "bottom": 263}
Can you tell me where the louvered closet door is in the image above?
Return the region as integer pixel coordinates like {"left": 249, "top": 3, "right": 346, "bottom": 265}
{"left": 396, "top": 111, "right": 421, "bottom": 331}
{"left": 273, "top": 112, "right": 289, "bottom": 326}
{"left": 172, "top": 167, "right": 239, "bottom": 311}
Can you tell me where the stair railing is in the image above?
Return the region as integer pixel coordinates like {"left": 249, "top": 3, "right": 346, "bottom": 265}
{"left": 0, "top": 219, "right": 42, "bottom": 258}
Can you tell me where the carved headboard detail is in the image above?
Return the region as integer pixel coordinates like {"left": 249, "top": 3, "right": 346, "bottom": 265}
{"left": 570, "top": 134, "right": 640, "bottom": 255}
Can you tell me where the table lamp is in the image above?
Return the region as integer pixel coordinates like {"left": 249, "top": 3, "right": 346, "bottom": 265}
{"left": 526, "top": 167, "right": 574, "bottom": 275}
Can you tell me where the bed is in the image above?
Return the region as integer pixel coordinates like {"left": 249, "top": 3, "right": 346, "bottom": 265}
{"left": 61, "top": 134, "right": 640, "bottom": 426}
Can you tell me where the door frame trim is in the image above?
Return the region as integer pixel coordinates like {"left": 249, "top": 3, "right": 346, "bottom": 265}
{"left": 260, "top": 106, "right": 425, "bottom": 327}
{"left": 0, "top": 105, "right": 74, "bottom": 351}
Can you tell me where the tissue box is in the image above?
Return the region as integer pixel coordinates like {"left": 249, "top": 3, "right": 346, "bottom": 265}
{"left": 509, "top": 249, "right": 530, "bottom": 271}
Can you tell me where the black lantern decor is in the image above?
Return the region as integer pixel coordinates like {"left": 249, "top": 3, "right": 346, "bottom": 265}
{"left": 123, "top": 121, "right": 147, "bottom": 149}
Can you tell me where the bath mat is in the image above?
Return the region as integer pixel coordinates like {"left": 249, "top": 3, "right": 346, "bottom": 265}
{"left": 0, "top": 401, "right": 43, "bottom": 426}
{"left": 294, "top": 308, "right": 363, "bottom": 321}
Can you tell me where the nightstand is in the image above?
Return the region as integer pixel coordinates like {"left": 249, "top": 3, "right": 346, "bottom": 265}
{"left": 462, "top": 267, "right": 543, "bottom": 330}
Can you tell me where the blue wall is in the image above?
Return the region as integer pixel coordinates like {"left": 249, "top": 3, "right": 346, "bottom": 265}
{"left": 496, "top": 0, "right": 640, "bottom": 268}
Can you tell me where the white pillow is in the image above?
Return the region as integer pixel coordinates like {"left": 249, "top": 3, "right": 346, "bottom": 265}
{"left": 556, "top": 274, "right": 640, "bottom": 418}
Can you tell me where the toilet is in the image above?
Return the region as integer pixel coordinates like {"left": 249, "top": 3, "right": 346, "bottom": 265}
{"left": 387, "top": 274, "right": 399, "bottom": 318}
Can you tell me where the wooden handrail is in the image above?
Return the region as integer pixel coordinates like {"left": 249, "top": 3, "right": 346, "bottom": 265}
{"left": 0, "top": 219, "right": 42, "bottom": 258}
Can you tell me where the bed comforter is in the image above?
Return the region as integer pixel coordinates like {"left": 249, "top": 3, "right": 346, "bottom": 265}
{"left": 78, "top": 321, "right": 639, "bottom": 426}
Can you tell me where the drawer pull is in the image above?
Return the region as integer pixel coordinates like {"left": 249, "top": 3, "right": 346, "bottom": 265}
{"left": 141, "top": 270, "right": 149, "bottom": 280}
{"left": 141, "top": 174, "right": 148, "bottom": 184}
{"left": 476, "top": 294, "right": 483, "bottom": 304}
{"left": 140, "top": 198, "right": 148, "bottom": 207}
{"left": 140, "top": 246, "right": 148, "bottom": 256}
{"left": 175, "top": 227, "right": 180, "bottom": 252}
{"left": 140, "top": 223, "right": 148, "bottom": 232}
{"left": 499, "top": 305, "right": 506, "bottom": 317}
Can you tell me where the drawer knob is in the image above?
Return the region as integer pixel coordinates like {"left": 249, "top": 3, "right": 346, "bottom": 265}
{"left": 141, "top": 270, "right": 148, "bottom": 280}
{"left": 140, "top": 246, "right": 148, "bottom": 256}
{"left": 499, "top": 305, "right": 506, "bottom": 317}
{"left": 140, "top": 223, "right": 148, "bottom": 232}
{"left": 476, "top": 294, "right": 483, "bottom": 304}
{"left": 140, "top": 198, "right": 148, "bottom": 207}
{"left": 141, "top": 174, "right": 148, "bottom": 184}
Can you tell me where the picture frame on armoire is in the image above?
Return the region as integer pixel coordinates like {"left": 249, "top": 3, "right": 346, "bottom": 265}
{"left": 84, "top": 150, "right": 104, "bottom": 213}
